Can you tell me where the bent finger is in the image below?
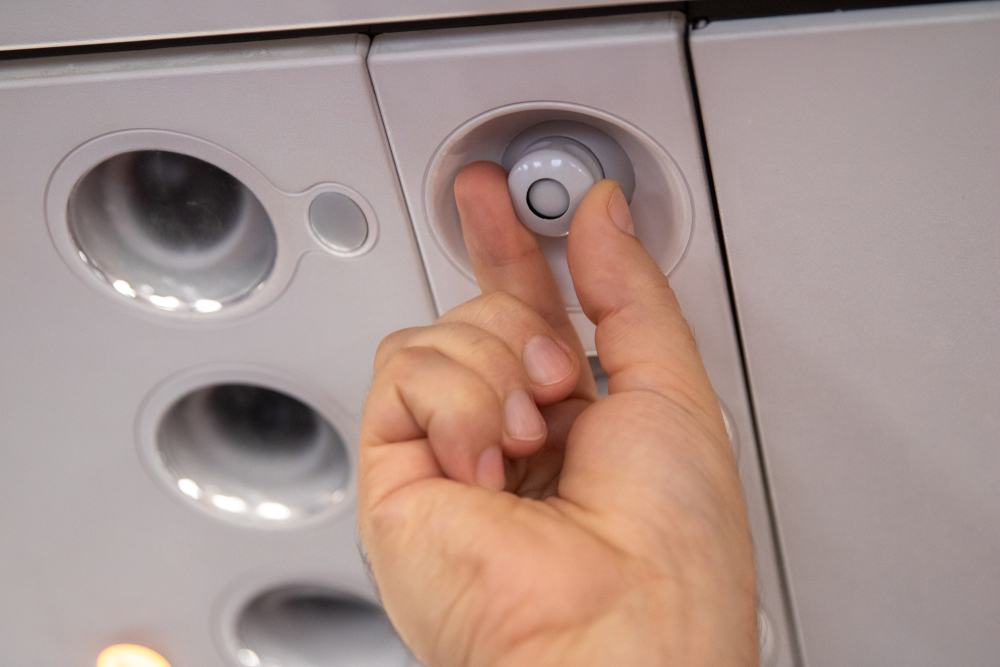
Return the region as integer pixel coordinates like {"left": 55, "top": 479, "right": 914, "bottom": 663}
{"left": 361, "top": 347, "right": 507, "bottom": 510}
{"left": 392, "top": 322, "right": 549, "bottom": 458}
{"left": 437, "top": 292, "right": 583, "bottom": 406}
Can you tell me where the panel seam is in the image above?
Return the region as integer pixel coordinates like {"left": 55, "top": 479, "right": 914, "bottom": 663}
{"left": 683, "top": 12, "right": 807, "bottom": 667}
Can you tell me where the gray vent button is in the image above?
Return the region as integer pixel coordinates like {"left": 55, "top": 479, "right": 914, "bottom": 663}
{"left": 310, "top": 192, "right": 369, "bottom": 253}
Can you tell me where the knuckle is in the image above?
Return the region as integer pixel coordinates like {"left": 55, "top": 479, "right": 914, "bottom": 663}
{"left": 477, "top": 290, "right": 520, "bottom": 314}
{"left": 392, "top": 344, "right": 433, "bottom": 368}
{"left": 417, "top": 320, "right": 523, "bottom": 383}
{"left": 374, "top": 327, "right": 423, "bottom": 371}
{"left": 473, "top": 293, "right": 544, "bottom": 340}
{"left": 467, "top": 337, "right": 523, "bottom": 387}
{"left": 383, "top": 345, "right": 437, "bottom": 382}
{"left": 458, "top": 382, "right": 500, "bottom": 417}
{"left": 455, "top": 292, "right": 522, "bottom": 329}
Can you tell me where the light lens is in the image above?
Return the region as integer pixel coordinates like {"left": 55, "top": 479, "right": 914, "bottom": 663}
{"left": 97, "top": 644, "right": 171, "bottom": 667}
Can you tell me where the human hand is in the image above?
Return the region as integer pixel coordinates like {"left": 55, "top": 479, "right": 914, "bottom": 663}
{"left": 358, "top": 161, "right": 758, "bottom": 667}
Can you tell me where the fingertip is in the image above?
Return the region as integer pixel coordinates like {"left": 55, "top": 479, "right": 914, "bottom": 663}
{"left": 522, "top": 335, "right": 575, "bottom": 387}
{"left": 607, "top": 184, "right": 635, "bottom": 235}
{"left": 502, "top": 390, "right": 547, "bottom": 459}
{"left": 454, "top": 161, "right": 509, "bottom": 207}
{"left": 475, "top": 446, "right": 505, "bottom": 492}
{"left": 566, "top": 179, "right": 715, "bottom": 405}
{"left": 454, "top": 161, "right": 540, "bottom": 271}
{"left": 571, "top": 179, "right": 625, "bottom": 236}
{"left": 567, "top": 179, "right": 667, "bottom": 324}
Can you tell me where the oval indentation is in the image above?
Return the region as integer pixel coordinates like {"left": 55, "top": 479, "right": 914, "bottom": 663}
{"left": 236, "top": 586, "right": 410, "bottom": 667}
{"left": 68, "top": 150, "right": 277, "bottom": 313}
{"left": 156, "top": 383, "right": 349, "bottom": 526}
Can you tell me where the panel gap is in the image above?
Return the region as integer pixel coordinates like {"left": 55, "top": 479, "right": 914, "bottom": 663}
{"left": 683, "top": 14, "right": 807, "bottom": 667}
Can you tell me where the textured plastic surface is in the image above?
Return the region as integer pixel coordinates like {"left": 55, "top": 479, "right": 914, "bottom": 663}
{"left": 692, "top": 3, "right": 1000, "bottom": 665}
{"left": 369, "top": 14, "right": 796, "bottom": 667}
{"left": 0, "top": 35, "right": 436, "bottom": 667}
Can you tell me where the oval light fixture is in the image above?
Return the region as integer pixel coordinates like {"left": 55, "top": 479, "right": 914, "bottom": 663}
{"left": 96, "top": 644, "right": 171, "bottom": 667}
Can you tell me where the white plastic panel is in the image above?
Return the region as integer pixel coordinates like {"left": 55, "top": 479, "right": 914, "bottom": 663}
{"left": 369, "top": 14, "right": 796, "bottom": 667}
{"left": 691, "top": 3, "right": 1000, "bottom": 665}
{"left": 0, "top": 36, "right": 435, "bottom": 666}
{"left": 0, "top": 0, "right": 658, "bottom": 52}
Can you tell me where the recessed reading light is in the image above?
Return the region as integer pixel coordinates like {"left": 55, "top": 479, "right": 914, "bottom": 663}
{"left": 96, "top": 644, "right": 171, "bottom": 667}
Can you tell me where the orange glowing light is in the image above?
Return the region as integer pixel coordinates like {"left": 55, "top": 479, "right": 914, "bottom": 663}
{"left": 96, "top": 644, "right": 172, "bottom": 667}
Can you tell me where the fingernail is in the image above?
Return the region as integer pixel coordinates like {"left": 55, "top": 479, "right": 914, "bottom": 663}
{"left": 523, "top": 336, "right": 574, "bottom": 386}
{"left": 608, "top": 186, "right": 635, "bottom": 235}
{"left": 476, "top": 446, "right": 505, "bottom": 492}
{"left": 504, "top": 390, "right": 546, "bottom": 442}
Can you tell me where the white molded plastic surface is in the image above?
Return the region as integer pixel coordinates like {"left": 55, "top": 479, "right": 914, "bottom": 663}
{"left": 692, "top": 3, "right": 1000, "bottom": 665}
{"left": 369, "top": 14, "right": 797, "bottom": 667}
{"left": 0, "top": 0, "right": 661, "bottom": 51}
{"left": 0, "top": 35, "right": 436, "bottom": 667}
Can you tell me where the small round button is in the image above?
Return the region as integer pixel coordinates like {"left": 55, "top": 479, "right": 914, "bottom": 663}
{"left": 527, "top": 179, "right": 570, "bottom": 219}
{"left": 309, "top": 192, "right": 368, "bottom": 253}
{"left": 507, "top": 136, "right": 604, "bottom": 237}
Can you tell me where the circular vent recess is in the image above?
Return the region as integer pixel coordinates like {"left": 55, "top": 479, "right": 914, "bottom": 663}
{"left": 156, "top": 383, "right": 350, "bottom": 526}
{"left": 67, "top": 150, "right": 277, "bottom": 314}
{"left": 235, "top": 586, "right": 410, "bottom": 667}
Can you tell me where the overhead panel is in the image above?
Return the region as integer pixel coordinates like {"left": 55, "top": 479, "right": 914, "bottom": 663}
{"left": 0, "top": 35, "right": 435, "bottom": 667}
{"left": 692, "top": 3, "right": 1000, "bottom": 665}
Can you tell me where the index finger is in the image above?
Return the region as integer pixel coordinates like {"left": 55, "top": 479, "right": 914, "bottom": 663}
{"left": 454, "top": 161, "right": 596, "bottom": 400}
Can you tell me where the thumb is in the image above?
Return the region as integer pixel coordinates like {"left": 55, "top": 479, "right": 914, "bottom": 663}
{"left": 566, "top": 180, "right": 719, "bottom": 418}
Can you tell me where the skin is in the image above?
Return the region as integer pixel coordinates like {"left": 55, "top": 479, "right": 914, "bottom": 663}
{"left": 358, "top": 161, "right": 759, "bottom": 667}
